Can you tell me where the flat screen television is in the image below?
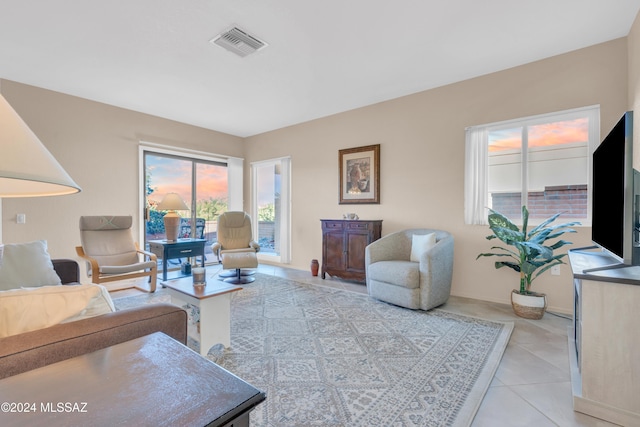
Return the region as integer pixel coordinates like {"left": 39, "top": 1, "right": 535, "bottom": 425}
{"left": 591, "top": 111, "right": 639, "bottom": 268}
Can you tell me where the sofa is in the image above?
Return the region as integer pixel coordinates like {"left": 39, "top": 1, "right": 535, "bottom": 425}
{"left": 0, "top": 259, "right": 187, "bottom": 379}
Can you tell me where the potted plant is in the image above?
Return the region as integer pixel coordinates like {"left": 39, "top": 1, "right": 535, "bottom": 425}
{"left": 476, "top": 205, "right": 580, "bottom": 319}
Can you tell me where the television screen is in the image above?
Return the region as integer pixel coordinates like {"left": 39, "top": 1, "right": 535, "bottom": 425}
{"left": 591, "top": 111, "right": 635, "bottom": 264}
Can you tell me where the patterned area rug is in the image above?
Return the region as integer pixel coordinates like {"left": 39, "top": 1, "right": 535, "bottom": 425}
{"left": 114, "top": 274, "right": 513, "bottom": 427}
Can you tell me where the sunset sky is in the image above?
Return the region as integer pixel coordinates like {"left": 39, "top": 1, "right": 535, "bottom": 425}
{"left": 146, "top": 155, "right": 228, "bottom": 205}
{"left": 488, "top": 118, "right": 589, "bottom": 152}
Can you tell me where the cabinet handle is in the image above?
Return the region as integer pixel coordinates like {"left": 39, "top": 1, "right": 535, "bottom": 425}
{"left": 180, "top": 250, "right": 193, "bottom": 254}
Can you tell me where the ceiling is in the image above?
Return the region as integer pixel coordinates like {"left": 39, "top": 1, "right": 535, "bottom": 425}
{"left": 1, "top": 1, "right": 639, "bottom": 138}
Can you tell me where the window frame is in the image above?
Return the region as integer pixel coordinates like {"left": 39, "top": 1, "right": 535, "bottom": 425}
{"left": 250, "top": 156, "right": 292, "bottom": 264}
{"left": 138, "top": 142, "right": 244, "bottom": 247}
{"left": 464, "top": 105, "right": 600, "bottom": 225}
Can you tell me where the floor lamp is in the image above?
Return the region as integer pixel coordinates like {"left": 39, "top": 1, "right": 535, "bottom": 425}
{"left": 0, "top": 94, "right": 81, "bottom": 198}
{"left": 0, "top": 92, "right": 81, "bottom": 259}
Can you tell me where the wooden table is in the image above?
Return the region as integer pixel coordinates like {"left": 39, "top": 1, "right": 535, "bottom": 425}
{"left": 163, "top": 276, "right": 241, "bottom": 356}
{"left": 148, "top": 238, "right": 206, "bottom": 281}
{"left": 0, "top": 332, "right": 265, "bottom": 427}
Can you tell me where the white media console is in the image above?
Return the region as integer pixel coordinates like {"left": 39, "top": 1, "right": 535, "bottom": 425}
{"left": 568, "top": 248, "right": 640, "bottom": 426}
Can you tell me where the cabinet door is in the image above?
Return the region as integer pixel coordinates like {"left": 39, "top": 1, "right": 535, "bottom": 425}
{"left": 345, "top": 231, "right": 370, "bottom": 273}
{"left": 324, "top": 231, "right": 346, "bottom": 271}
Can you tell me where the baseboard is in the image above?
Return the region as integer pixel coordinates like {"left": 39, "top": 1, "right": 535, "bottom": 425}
{"left": 451, "top": 291, "right": 572, "bottom": 316}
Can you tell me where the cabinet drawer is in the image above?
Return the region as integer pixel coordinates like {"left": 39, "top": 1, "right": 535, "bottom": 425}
{"left": 322, "top": 221, "right": 344, "bottom": 230}
{"left": 167, "top": 246, "right": 201, "bottom": 258}
{"left": 148, "top": 243, "right": 163, "bottom": 257}
{"left": 347, "top": 222, "right": 371, "bottom": 230}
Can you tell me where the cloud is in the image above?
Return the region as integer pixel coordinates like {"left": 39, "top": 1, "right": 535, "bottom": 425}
{"left": 489, "top": 118, "right": 588, "bottom": 152}
{"left": 146, "top": 156, "right": 228, "bottom": 203}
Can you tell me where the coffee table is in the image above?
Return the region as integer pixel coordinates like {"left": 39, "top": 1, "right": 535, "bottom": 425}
{"left": 0, "top": 332, "right": 265, "bottom": 426}
{"left": 163, "top": 276, "right": 241, "bottom": 356}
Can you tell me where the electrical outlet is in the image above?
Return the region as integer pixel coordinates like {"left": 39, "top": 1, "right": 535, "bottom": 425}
{"left": 551, "top": 265, "right": 561, "bottom": 276}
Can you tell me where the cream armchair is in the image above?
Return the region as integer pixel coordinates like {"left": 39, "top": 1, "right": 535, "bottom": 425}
{"left": 211, "top": 211, "right": 260, "bottom": 284}
{"left": 76, "top": 216, "right": 158, "bottom": 292}
{"left": 365, "top": 229, "right": 454, "bottom": 310}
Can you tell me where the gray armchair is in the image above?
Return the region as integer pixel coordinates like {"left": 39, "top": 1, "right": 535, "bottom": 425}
{"left": 365, "top": 229, "right": 454, "bottom": 310}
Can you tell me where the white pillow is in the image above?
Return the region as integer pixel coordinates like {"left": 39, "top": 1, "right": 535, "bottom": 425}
{"left": 0, "top": 240, "right": 61, "bottom": 291}
{"left": 410, "top": 233, "right": 437, "bottom": 262}
{"left": 0, "top": 284, "right": 115, "bottom": 338}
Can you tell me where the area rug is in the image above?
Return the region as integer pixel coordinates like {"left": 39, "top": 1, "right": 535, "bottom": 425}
{"left": 113, "top": 274, "right": 513, "bottom": 427}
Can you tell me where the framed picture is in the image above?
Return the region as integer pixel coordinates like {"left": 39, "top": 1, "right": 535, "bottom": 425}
{"left": 339, "top": 144, "right": 380, "bottom": 204}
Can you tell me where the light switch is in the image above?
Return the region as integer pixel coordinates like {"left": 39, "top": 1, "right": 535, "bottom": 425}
{"left": 16, "top": 213, "right": 26, "bottom": 224}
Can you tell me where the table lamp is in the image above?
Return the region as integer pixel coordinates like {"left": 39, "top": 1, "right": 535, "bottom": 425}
{"left": 157, "top": 193, "right": 188, "bottom": 242}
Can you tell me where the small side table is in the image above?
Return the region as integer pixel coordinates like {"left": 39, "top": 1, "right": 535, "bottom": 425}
{"left": 148, "top": 238, "right": 206, "bottom": 281}
{"left": 164, "top": 277, "right": 241, "bottom": 356}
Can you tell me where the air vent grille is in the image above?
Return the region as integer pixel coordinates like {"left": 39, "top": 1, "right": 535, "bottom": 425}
{"left": 211, "top": 27, "right": 267, "bottom": 57}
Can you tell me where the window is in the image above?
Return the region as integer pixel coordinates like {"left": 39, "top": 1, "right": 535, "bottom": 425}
{"left": 139, "top": 143, "right": 244, "bottom": 265}
{"left": 465, "top": 106, "right": 599, "bottom": 225}
{"left": 251, "top": 157, "right": 291, "bottom": 263}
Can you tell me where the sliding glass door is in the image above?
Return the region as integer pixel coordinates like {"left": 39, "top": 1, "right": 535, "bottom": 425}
{"left": 143, "top": 150, "right": 228, "bottom": 264}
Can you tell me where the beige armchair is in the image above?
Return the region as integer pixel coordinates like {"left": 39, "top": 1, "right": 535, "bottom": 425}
{"left": 211, "top": 211, "right": 260, "bottom": 284}
{"left": 76, "top": 216, "right": 158, "bottom": 292}
{"left": 365, "top": 229, "right": 454, "bottom": 310}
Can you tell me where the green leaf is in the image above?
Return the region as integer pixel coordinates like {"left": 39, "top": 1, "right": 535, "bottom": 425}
{"left": 490, "top": 226, "right": 525, "bottom": 245}
{"left": 477, "top": 205, "right": 581, "bottom": 290}
{"left": 488, "top": 210, "right": 519, "bottom": 232}
{"left": 495, "top": 261, "right": 521, "bottom": 273}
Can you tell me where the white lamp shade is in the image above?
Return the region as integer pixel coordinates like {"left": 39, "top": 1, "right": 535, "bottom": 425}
{"left": 157, "top": 193, "right": 188, "bottom": 241}
{"left": 157, "top": 193, "right": 189, "bottom": 211}
{"left": 0, "top": 94, "right": 81, "bottom": 197}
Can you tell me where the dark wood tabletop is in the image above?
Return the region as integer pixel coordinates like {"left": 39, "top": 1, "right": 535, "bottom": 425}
{"left": 0, "top": 332, "right": 265, "bottom": 426}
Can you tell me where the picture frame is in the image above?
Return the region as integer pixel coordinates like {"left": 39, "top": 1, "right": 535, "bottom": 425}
{"left": 339, "top": 144, "right": 380, "bottom": 204}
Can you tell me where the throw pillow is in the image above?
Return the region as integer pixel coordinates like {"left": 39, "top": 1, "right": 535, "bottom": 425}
{"left": 0, "top": 284, "right": 115, "bottom": 338}
{"left": 0, "top": 240, "right": 62, "bottom": 291}
{"left": 410, "top": 233, "right": 436, "bottom": 262}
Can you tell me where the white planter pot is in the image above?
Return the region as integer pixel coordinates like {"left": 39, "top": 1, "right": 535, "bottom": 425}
{"left": 511, "top": 290, "right": 547, "bottom": 319}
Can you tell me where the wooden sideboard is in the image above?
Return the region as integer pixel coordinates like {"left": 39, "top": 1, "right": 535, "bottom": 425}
{"left": 568, "top": 248, "right": 640, "bottom": 426}
{"left": 321, "top": 219, "right": 382, "bottom": 283}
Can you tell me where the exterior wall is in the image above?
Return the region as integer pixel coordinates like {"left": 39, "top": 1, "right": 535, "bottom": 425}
{"left": 491, "top": 185, "right": 588, "bottom": 219}
{"left": 257, "top": 221, "right": 276, "bottom": 250}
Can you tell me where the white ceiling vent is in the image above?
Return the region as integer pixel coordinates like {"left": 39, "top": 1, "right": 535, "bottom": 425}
{"left": 211, "top": 27, "right": 267, "bottom": 57}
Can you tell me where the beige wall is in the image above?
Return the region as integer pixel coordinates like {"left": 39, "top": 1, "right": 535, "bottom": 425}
{"left": 245, "top": 38, "right": 631, "bottom": 314}
{"left": 3, "top": 17, "right": 639, "bottom": 313}
{"left": 0, "top": 80, "right": 243, "bottom": 267}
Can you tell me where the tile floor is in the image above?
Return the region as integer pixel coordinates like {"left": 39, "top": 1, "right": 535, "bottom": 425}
{"left": 111, "top": 263, "right": 619, "bottom": 427}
